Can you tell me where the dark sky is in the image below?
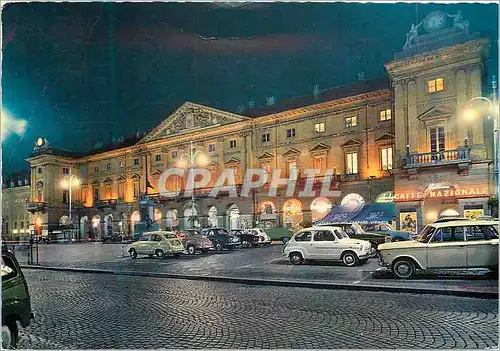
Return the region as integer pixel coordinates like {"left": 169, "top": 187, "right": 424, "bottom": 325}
{"left": 2, "top": 2, "right": 498, "bottom": 175}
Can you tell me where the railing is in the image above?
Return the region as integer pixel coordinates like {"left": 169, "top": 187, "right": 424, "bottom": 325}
{"left": 95, "top": 199, "right": 118, "bottom": 209}
{"left": 25, "top": 202, "right": 48, "bottom": 213}
{"left": 340, "top": 173, "right": 361, "bottom": 182}
{"left": 404, "top": 148, "right": 471, "bottom": 168}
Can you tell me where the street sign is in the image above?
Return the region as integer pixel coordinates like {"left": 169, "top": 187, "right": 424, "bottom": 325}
{"left": 42, "top": 229, "right": 48, "bottom": 237}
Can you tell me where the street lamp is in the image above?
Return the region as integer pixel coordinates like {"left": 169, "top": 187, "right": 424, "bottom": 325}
{"left": 60, "top": 168, "right": 80, "bottom": 231}
{"left": 178, "top": 140, "right": 209, "bottom": 228}
{"left": 463, "top": 76, "right": 499, "bottom": 210}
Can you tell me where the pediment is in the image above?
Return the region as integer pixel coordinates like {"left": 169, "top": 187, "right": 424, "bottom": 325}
{"left": 282, "top": 148, "right": 300, "bottom": 157}
{"left": 340, "top": 139, "right": 363, "bottom": 148}
{"left": 130, "top": 173, "right": 141, "bottom": 179}
{"left": 309, "top": 143, "right": 331, "bottom": 153}
{"left": 207, "top": 161, "right": 219, "bottom": 168}
{"left": 417, "top": 106, "right": 453, "bottom": 121}
{"left": 151, "top": 169, "right": 163, "bottom": 176}
{"left": 375, "top": 133, "right": 395, "bottom": 143}
{"left": 225, "top": 157, "right": 240, "bottom": 165}
{"left": 116, "top": 175, "right": 126, "bottom": 181}
{"left": 257, "top": 152, "right": 274, "bottom": 160}
{"left": 91, "top": 180, "right": 100, "bottom": 185}
{"left": 139, "top": 102, "right": 250, "bottom": 143}
{"left": 103, "top": 178, "right": 113, "bottom": 184}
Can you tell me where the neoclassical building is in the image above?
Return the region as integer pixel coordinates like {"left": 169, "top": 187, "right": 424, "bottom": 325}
{"left": 24, "top": 11, "right": 496, "bottom": 240}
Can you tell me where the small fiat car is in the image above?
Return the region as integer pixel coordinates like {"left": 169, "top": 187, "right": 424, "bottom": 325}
{"left": 282, "top": 226, "right": 373, "bottom": 266}
{"left": 250, "top": 228, "right": 272, "bottom": 246}
{"left": 378, "top": 220, "right": 499, "bottom": 279}
{"left": 180, "top": 229, "right": 213, "bottom": 255}
{"left": 128, "top": 231, "right": 185, "bottom": 258}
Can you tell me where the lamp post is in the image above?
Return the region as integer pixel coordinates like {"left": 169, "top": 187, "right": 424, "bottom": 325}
{"left": 179, "top": 140, "right": 207, "bottom": 228}
{"left": 464, "top": 76, "right": 499, "bottom": 211}
{"left": 61, "top": 169, "right": 80, "bottom": 239}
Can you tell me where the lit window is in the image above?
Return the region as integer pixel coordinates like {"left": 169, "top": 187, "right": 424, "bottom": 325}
{"left": 208, "top": 144, "right": 216, "bottom": 152}
{"left": 381, "top": 147, "right": 393, "bottom": 171}
{"left": 171, "top": 151, "right": 178, "bottom": 159}
{"left": 155, "top": 154, "right": 162, "bottom": 162}
{"left": 262, "top": 133, "right": 270, "bottom": 143}
{"left": 286, "top": 159, "right": 298, "bottom": 180}
{"left": 315, "top": 122, "right": 325, "bottom": 133}
{"left": 313, "top": 155, "right": 327, "bottom": 172}
{"left": 287, "top": 129, "right": 296, "bottom": 138}
{"left": 118, "top": 182, "right": 124, "bottom": 200}
{"left": 105, "top": 184, "right": 111, "bottom": 199}
{"left": 261, "top": 162, "right": 271, "bottom": 175}
{"left": 345, "top": 116, "right": 357, "bottom": 128}
{"left": 106, "top": 163, "right": 111, "bottom": 171}
{"left": 345, "top": 152, "right": 358, "bottom": 175}
{"left": 81, "top": 188, "right": 87, "bottom": 203}
{"left": 38, "top": 168, "right": 42, "bottom": 174}
{"left": 428, "top": 78, "right": 444, "bottom": 93}
{"left": 62, "top": 167, "right": 69, "bottom": 175}
{"left": 119, "top": 161, "right": 125, "bottom": 167}
{"left": 229, "top": 140, "right": 237, "bottom": 148}
{"left": 430, "top": 127, "right": 445, "bottom": 152}
{"left": 62, "top": 190, "right": 68, "bottom": 203}
{"left": 94, "top": 166, "right": 99, "bottom": 173}
{"left": 380, "top": 109, "right": 392, "bottom": 121}
{"left": 133, "top": 181, "right": 140, "bottom": 198}
{"left": 93, "top": 186, "right": 100, "bottom": 200}
{"left": 133, "top": 158, "right": 139, "bottom": 166}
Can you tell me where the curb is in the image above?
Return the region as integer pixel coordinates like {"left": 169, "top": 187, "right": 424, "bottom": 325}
{"left": 21, "top": 265, "right": 498, "bottom": 299}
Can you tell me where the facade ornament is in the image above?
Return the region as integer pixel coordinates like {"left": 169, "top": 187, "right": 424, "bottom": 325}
{"left": 403, "top": 21, "right": 423, "bottom": 48}
{"left": 447, "top": 10, "right": 469, "bottom": 34}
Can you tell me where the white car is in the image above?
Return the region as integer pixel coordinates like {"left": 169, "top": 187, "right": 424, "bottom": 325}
{"left": 249, "top": 228, "right": 272, "bottom": 246}
{"left": 282, "top": 226, "right": 373, "bottom": 267}
{"left": 378, "top": 220, "right": 499, "bottom": 279}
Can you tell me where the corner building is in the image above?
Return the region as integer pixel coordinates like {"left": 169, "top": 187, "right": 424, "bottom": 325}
{"left": 25, "top": 11, "right": 495, "bottom": 239}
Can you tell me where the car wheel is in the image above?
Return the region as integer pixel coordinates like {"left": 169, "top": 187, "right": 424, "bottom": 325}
{"left": 129, "top": 249, "right": 137, "bottom": 259}
{"left": 155, "top": 249, "right": 165, "bottom": 258}
{"left": 289, "top": 252, "right": 304, "bottom": 265}
{"left": 242, "top": 241, "right": 248, "bottom": 248}
{"left": 392, "top": 259, "right": 415, "bottom": 279}
{"left": 187, "top": 245, "right": 196, "bottom": 255}
{"left": 341, "top": 251, "right": 358, "bottom": 267}
{"left": 2, "top": 320, "right": 18, "bottom": 349}
{"left": 281, "top": 237, "right": 290, "bottom": 245}
{"left": 214, "top": 242, "right": 223, "bottom": 252}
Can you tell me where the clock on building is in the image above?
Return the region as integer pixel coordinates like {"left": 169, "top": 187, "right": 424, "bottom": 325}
{"left": 423, "top": 11, "right": 447, "bottom": 32}
{"left": 36, "top": 138, "right": 45, "bottom": 147}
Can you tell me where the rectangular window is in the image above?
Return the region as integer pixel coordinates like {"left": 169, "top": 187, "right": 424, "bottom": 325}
{"left": 62, "top": 190, "right": 68, "bottom": 203}
{"left": 105, "top": 184, "right": 111, "bottom": 199}
{"left": 345, "top": 116, "right": 357, "bottom": 128}
{"left": 119, "top": 160, "right": 125, "bottom": 167}
{"left": 118, "top": 182, "right": 124, "bottom": 200}
{"left": 381, "top": 147, "right": 393, "bottom": 170}
{"left": 430, "top": 127, "right": 445, "bottom": 152}
{"left": 172, "top": 177, "right": 180, "bottom": 191}
{"left": 209, "top": 168, "right": 217, "bottom": 183}
{"left": 81, "top": 188, "right": 87, "bottom": 203}
{"left": 171, "top": 151, "right": 178, "bottom": 159}
{"left": 133, "top": 158, "right": 139, "bottom": 166}
{"left": 133, "top": 181, "right": 140, "bottom": 199}
{"left": 286, "top": 159, "right": 298, "bottom": 180}
{"left": 13, "top": 222, "right": 17, "bottom": 229}
{"left": 155, "top": 154, "right": 162, "bottom": 162}
{"left": 380, "top": 109, "right": 392, "bottom": 121}
{"left": 208, "top": 144, "right": 216, "bottom": 152}
{"left": 106, "top": 163, "right": 111, "bottom": 171}
{"left": 94, "top": 166, "right": 99, "bottom": 173}
{"left": 314, "top": 122, "right": 325, "bottom": 133}
{"left": 261, "top": 162, "right": 272, "bottom": 176}
{"left": 229, "top": 139, "right": 237, "bottom": 148}
{"left": 38, "top": 167, "right": 42, "bottom": 174}
{"left": 428, "top": 77, "right": 444, "bottom": 93}
{"left": 286, "top": 128, "right": 296, "bottom": 138}
{"left": 345, "top": 152, "right": 358, "bottom": 175}
{"left": 62, "top": 167, "right": 69, "bottom": 175}
{"left": 93, "top": 186, "right": 99, "bottom": 200}
{"left": 20, "top": 222, "right": 24, "bottom": 229}
{"left": 262, "top": 133, "right": 270, "bottom": 143}
{"left": 313, "top": 155, "right": 327, "bottom": 172}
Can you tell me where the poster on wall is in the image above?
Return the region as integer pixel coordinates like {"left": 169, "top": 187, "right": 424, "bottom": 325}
{"left": 400, "top": 212, "right": 417, "bottom": 233}
{"left": 464, "top": 208, "right": 484, "bottom": 220}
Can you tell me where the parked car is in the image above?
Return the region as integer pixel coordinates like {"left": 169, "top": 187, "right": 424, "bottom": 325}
{"left": 282, "top": 226, "right": 373, "bottom": 267}
{"left": 127, "top": 231, "right": 185, "bottom": 259}
{"left": 230, "top": 230, "right": 259, "bottom": 248}
{"left": 249, "top": 228, "right": 272, "bottom": 246}
{"left": 180, "top": 229, "right": 213, "bottom": 255}
{"left": 102, "top": 234, "right": 123, "bottom": 243}
{"left": 265, "top": 227, "right": 294, "bottom": 244}
{"left": 320, "top": 222, "right": 390, "bottom": 248}
{"left": 200, "top": 228, "right": 240, "bottom": 251}
{"left": 378, "top": 220, "right": 499, "bottom": 279}
{"left": 359, "top": 223, "right": 412, "bottom": 242}
{"left": 2, "top": 248, "right": 33, "bottom": 349}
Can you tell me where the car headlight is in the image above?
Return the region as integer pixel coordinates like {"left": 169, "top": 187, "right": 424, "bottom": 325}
{"left": 385, "top": 236, "right": 391, "bottom": 243}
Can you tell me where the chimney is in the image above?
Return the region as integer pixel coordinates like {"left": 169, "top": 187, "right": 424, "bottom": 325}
{"left": 357, "top": 72, "right": 365, "bottom": 81}
{"left": 313, "top": 85, "right": 321, "bottom": 100}
{"left": 266, "top": 96, "right": 276, "bottom": 106}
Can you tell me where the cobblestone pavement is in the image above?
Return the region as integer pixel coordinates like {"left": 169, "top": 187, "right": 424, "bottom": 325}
{"left": 21, "top": 243, "right": 499, "bottom": 293}
{"left": 18, "top": 269, "right": 498, "bottom": 349}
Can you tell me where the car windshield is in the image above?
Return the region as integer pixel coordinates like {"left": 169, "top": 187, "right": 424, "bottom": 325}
{"left": 350, "top": 223, "right": 364, "bottom": 235}
{"left": 362, "top": 223, "right": 393, "bottom": 231}
{"left": 334, "top": 229, "right": 349, "bottom": 240}
{"left": 416, "top": 225, "right": 436, "bottom": 242}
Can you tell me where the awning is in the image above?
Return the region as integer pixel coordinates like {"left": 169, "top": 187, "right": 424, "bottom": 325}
{"left": 314, "top": 205, "right": 363, "bottom": 224}
{"left": 350, "top": 203, "right": 396, "bottom": 224}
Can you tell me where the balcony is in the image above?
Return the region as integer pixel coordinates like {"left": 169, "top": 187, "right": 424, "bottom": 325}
{"left": 25, "top": 201, "right": 48, "bottom": 213}
{"left": 95, "top": 199, "right": 118, "bottom": 210}
{"left": 341, "top": 173, "right": 361, "bottom": 182}
{"left": 404, "top": 148, "right": 471, "bottom": 169}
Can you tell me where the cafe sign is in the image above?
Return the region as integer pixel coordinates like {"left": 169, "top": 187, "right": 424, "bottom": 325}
{"left": 395, "top": 187, "right": 490, "bottom": 202}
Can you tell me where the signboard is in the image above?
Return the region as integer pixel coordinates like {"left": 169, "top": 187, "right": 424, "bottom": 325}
{"left": 341, "top": 193, "right": 365, "bottom": 207}
{"left": 395, "top": 187, "right": 490, "bottom": 202}
{"left": 464, "top": 208, "right": 484, "bottom": 220}
{"left": 400, "top": 212, "right": 417, "bottom": 233}
{"left": 375, "top": 191, "right": 394, "bottom": 203}
{"left": 42, "top": 230, "right": 48, "bottom": 237}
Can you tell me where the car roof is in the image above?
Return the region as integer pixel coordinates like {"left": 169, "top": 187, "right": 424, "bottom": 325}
{"left": 299, "top": 226, "right": 342, "bottom": 231}
{"left": 143, "top": 231, "right": 175, "bottom": 235}
{"left": 429, "top": 220, "right": 499, "bottom": 228}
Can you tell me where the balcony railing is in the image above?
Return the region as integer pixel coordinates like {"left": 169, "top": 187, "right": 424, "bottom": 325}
{"left": 404, "top": 148, "right": 471, "bottom": 168}
{"left": 95, "top": 199, "right": 118, "bottom": 210}
{"left": 25, "top": 201, "right": 48, "bottom": 213}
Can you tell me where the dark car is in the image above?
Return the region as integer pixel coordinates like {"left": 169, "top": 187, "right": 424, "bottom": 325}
{"left": 2, "top": 249, "right": 33, "bottom": 349}
{"left": 102, "top": 233, "right": 123, "bottom": 243}
{"left": 230, "top": 230, "right": 259, "bottom": 248}
{"left": 318, "top": 222, "right": 390, "bottom": 249}
{"left": 200, "top": 228, "right": 241, "bottom": 251}
{"left": 179, "top": 229, "right": 214, "bottom": 254}
{"left": 360, "top": 223, "right": 411, "bottom": 242}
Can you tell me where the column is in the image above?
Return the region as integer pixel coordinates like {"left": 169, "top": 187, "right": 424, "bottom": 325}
{"left": 407, "top": 80, "right": 418, "bottom": 153}
{"left": 394, "top": 81, "right": 407, "bottom": 165}
{"left": 456, "top": 68, "right": 468, "bottom": 147}
{"left": 469, "top": 65, "right": 485, "bottom": 146}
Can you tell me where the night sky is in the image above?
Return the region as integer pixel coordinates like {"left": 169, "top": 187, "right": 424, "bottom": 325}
{"left": 2, "top": 2, "right": 498, "bottom": 175}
